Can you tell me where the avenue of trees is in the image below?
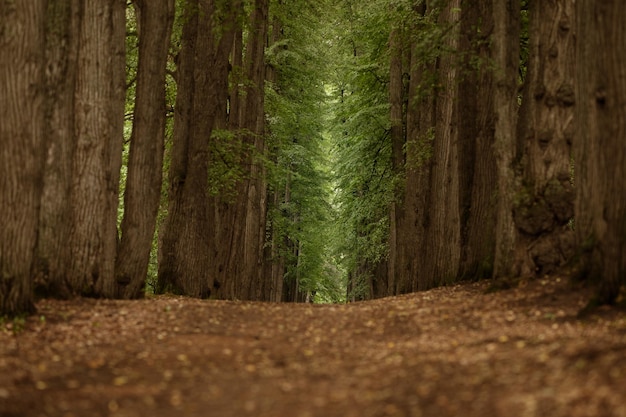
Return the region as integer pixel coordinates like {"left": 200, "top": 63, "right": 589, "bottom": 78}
{"left": 1, "top": 0, "right": 625, "bottom": 316}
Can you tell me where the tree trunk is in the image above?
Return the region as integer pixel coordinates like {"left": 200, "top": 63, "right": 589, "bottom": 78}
{"left": 575, "top": 0, "right": 626, "bottom": 303}
{"left": 35, "top": 0, "right": 79, "bottom": 298}
{"left": 65, "top": 0, "right": 125, "bottom": 297}
{"left": 514, "top": 0, "right": 575, "bottom": 277}
{"left": 386, "top": 23, "right": 405, "bottom": 297}
{"left": 456, "top": 0, "right": 498, "bottom": 281}
{"left": 235, "top": 0, "right": 270, "bottom": 300}
{"left": 419, "top": 0, "right": 462, "bottom": 290}
{"left": 395, "top": 2, "right": 432, "bottom": 294}
{"left": 492, "top": 0, "right": 520, "bottom": 278}
{"left": 158, "top": 0, "right": 240, "bottom": 297}
{"left": 0, "top": 0, "right": 47, "bottom": 315}
{"left": 116, "top": 0, "right": 174, "bottom": 299}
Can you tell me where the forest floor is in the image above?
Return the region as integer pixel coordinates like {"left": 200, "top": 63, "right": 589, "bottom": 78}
{"left": 1, "top": 276, "right": 626, "bottom": 417}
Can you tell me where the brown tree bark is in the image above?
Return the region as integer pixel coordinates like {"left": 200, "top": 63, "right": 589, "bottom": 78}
{"left": 222, "top": 0, "right": 269, "bottom": 301}
{"left": 116, "top": 0, "right": 174, "bottom": 299}
{"left": 0, "top": 0, "right": 47, "bottom": 315}
{"left": 456, "top": 0, "right": 498, "bottom": 281}
{"left": 419, "top": 0, "right": 462, "bottom": 290}
{"left": 575, "top": 0, "right": 626, "bottom": 304}
{"left": 393, "top": 1, "right": 436, "bottom": 294}
{"left": 492, "top": 0, "right": 521, "bottom": 278}
{"left": 514, "top": 0, "right": 575, "bottom": 277}
{"left": 386, "top": 23, "right": 405, "bottom": 298}
{"left": 35, "top": 0, "right": 79, "bottom": 298}
{"left": 65, "top": 0, "right": 126, "bottom": 297}
{"left": 158, "top": 0, "right": 240, "bottom": 297}
{"left": 264, "top": 15, "right": 286, "bottom": 303}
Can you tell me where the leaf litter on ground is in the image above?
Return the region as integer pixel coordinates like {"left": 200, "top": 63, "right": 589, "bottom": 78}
{"left": 1, "top": 276, "right": 625, "bottom": 417}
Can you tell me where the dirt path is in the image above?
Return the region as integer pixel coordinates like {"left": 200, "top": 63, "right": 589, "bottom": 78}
{"left": 1, "top": 277, "right": 625, "bottom": 417}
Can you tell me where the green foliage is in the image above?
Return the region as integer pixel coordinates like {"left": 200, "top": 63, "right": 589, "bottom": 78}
{"left": 264, "top": 0, "right": 345, "bottom": 303}
{"left": 325, "top": 0, "right": 397, "bottom": 295}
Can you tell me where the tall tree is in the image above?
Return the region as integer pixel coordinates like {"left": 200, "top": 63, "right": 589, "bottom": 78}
{"left": 158, "top": 0, "right": 241, "bottom": 297}
{"left": 456, "top": 0, "right": 498, "bottom": 282}
{"left": 401, "top": 1, "right": 436, "bottom": 294}
{"left": 514, "top": 0, "right": 575, "bottom": 277}
{"left": 575, "top": 0, "right": 626, "bottom": 304}
{"left": 66, "top": 0, "right": 126, "bottom": 297}
{"left": 418, "top": 0, "right": 463, "bottom": 290}
{"left": 116, "top": 0, "right": 175, "bottom": 299}
{"left": 237, "top": 0, "right": 270, "bottom": 300}
{"left": 0, "top": 0, "right": 47, "bottom": 315}
{"left": 492, "top": 0, "right": 521, "bottom": 278}
{"left": 36, "top": 0, "right": 79, "bottom": 298}
{"left": 386, "top": 12, "right": 407, "bottom": 297}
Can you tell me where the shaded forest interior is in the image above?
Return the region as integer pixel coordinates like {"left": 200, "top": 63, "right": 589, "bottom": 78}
{"left": 2, "top": 0, "right": 626, "bottom": 316}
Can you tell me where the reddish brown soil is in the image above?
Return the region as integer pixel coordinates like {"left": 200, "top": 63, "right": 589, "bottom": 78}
{"left": 1, "top": 277, "right": 625, "bottom": 417}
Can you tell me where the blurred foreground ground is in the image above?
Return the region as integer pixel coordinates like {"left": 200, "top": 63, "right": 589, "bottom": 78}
{"left": 1, "top": 277, "right": 625, "bottom": 417}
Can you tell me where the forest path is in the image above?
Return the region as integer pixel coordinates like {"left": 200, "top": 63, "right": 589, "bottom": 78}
{"left": 1, "top": 277, "right": 625, "bottom": 417}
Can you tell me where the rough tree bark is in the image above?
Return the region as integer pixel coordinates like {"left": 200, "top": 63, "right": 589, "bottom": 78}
{"left": 515, "top": 0, "right": 575, "bottom": 277}
{"left": 35, "top": 0, "right": 79, "bottom": 298}
{"left": 575, "top": 0, "right": 626, "bottom": 304}
{"left": 218, "top": 0, "right": 269, "bottom": 301}
{"left": 65, "top": 0, "right": 125, "bottom": 297}
{"left": 0, "top": 0, "right": 47, "bottom": 315}
{"left": 456, "top": 0, "right": 498, "bottom": 281}
{"left": 158, "top": 0, "right": 240, "bottom": 297}
{"left": 492, "top": 0, "right": 520, "bottom": 278}
{"left": 420, "top": 0, "right": 462, "bottom": 290}
{"left": 402, "top": 1, "right": 435, "bottom": 294}
{"left": 116, "top": 0, "right": 174, "bottom": 299}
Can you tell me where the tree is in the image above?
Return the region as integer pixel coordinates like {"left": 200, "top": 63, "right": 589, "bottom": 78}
{"left": 418, "top": 1, "right": 464, "bottom": 290}
{"left": 455, "top": 0, "right": 498, "bottom": 282}
{"left": 232, "top": 0, "right": 270, "bottom": 300}
{"left": 0, "top": 1, "right": 47, "bottom": 315}
{"left": 575, "top": 0, "right": 626, "bottom": 304}
{"left": 116, "top": 0, "right": 175, "bottom": 299}
{"left": 514, "top": 0, "right": 575, "bottom": 278}
{"left": 65, "top": 0, "right": 126, "bottom": 297}
{"left": 158, "top": 0, "right": 241, "bottom": 297}
{"left": 491, "top": 0, "right": 521, "bottom": 278}
{"left": 400, "top": 1, "right": 435, "bottom": 294}
{"left": 35, "top": 0, "right": 79, "bottom": 298}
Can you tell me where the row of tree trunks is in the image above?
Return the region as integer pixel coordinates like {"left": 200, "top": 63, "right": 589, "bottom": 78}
{"left": 3, "top": 0, "right": 176, "bottom": 312}
{"left": 388, "top": 0, "right": 500, "bottom": 294}
{"left": 388, "top": 1, "right": 574, "bottom": 294}
{"left": 212, "top": 0, "right": 271, "bottom": 301}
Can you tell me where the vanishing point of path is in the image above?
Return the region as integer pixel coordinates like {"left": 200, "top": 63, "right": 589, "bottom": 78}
{"left": 1, "top": 277, "right": 625, "bottom": 417}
